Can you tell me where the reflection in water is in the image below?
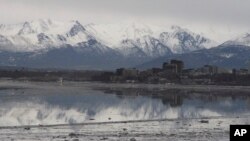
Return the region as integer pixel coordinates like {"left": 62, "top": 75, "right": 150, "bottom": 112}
{"left": 0, "top": 82, "right": 250, "bottom": 126}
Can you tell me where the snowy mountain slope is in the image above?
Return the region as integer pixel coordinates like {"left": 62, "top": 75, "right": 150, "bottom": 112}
{"left": 2, "top": 19, "right": 245, "bottom": 69}
{"left": 116, "top": 35, "right": 174, "bottom": 57}
{"left": 84, "top": 22, "right": 159, "bottom": 47}
{"left": 85, "top": 23, "right": 215, "bottom": 56}
{"left": 0, "top": 20, "right": 215, "bottom": 55}
{"left": 137, "top": 32, "right": 250, "bottom": 69}
{"left": 0, "top": 34, "right": 13, "bottom": 48}
{"left": 137, "top": 44, "right": 250, "bottom": 69}
{"left": 222, "top": 33, "right": 250, "bottom": 47}
{"left": 159, "top": 26, "right": 215, "bottom": 53}
{"left": 0, "top": 19, "right": 93, "bottom": 52}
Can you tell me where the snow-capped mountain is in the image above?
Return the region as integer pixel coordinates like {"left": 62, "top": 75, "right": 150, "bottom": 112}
{"left": 222, "top": 33, "right": 250, "bottom": 47}
{"left": 137, "top": 44, "right": 250, "bottom": 69}
{"left": 0, "top": 20, "right": 214, "bottom": 56}
{"left": 137, "top": 30, "right": 250, "bottom": 69}
{"left": 159, "top": 26, "right": 214, "bottom": 53}
{"left": 0, "top": 19, "right": 95, "bottom": 52}
{"left": 85, "top": 22, "right": 215, "bottom": 56}
{"left": 2, "top": 19, "right": 240, "bottom": 69}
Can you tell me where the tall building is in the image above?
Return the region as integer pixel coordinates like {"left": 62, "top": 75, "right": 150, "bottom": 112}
{"left": 162, "top": 60, "right": 184, "bottom": 74}
{"left": 162, "top": 63, "right": 178, "bottom": 73}
{"left": 201, "top": 65, "right": 218, "bottom": 75}
{"left": 116, "top": 68, "right": 138, "bottom": 77}
{"left": 170, "top": 60, "right": 184, "bottom": 74}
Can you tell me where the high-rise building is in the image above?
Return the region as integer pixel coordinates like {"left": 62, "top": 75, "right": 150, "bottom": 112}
{"left": 162, "top": 62, "right": 178, "bottom": 73}
{"left": 162, "top": 60, "right": 184, "bottom": 74}
{"left": 170, "top": 60, "right": 184, "bottom": 74}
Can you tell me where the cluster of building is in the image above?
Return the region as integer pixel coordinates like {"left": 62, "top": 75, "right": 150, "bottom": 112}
{"left": 110, "top": 59, "right": 250, "bottom": 85}
{"left": 1, "top": 59, "right": 249, "bottom": 85}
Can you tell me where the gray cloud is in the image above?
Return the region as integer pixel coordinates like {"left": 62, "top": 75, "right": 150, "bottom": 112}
{"left": 1, "top": 0, "right": 250, "bottom": 29}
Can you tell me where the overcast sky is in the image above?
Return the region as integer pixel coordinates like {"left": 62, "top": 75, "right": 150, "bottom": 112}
{"left": 1, "top": 0, "right": 250, "bottom": 31}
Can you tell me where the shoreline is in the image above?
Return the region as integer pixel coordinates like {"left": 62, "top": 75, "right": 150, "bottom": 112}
{"left": 0, "top": 115, "right": 249, "bottom": 129}
{"left": 0, "top": 115, "right": 248, "bottom": 141}
{"left": 2, "top": 79, "right": 250, "bottom": 92}
{"left": 1, "top": 80, "right": 250, "bottom": 140}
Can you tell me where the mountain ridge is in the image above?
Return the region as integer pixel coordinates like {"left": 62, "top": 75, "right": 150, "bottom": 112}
{"left": 137, "top": 44, "right": 250, "bottom": 69}
{"left": 0, "top": 19, "right": 215, "bottom": 56}
{"left": 1, "top": 19, "right": 250, "bottom": 70}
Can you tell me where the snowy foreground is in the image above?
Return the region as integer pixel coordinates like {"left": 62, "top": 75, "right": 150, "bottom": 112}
{"left": 0, "top": 116, "right": 249, "bottom": 141}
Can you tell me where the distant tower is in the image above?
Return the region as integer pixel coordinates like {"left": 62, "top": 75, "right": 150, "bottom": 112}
{"left": 247, "top": 61, "right": 250, "bottom": 72}
{"left": 162, "top": 60, "right": 184, "bottom": 74}
{"left": 58, "top": 77, "right": 63, "bottom": 85}
{"left": 170, "top": 60, "right": 184, "bottom": 74}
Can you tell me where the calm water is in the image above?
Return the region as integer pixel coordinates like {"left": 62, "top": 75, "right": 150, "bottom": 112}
{"left": 0, "top": 81, "right": 250, "bottom": 126}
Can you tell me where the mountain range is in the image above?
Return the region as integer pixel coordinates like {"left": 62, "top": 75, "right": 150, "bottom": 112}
{"left": 0, "top": 19, "right": 250, "bottom": 70}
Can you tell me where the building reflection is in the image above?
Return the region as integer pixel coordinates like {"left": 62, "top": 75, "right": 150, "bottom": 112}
{"left": 1, "top": 84, "right": 250, "bottom": 126}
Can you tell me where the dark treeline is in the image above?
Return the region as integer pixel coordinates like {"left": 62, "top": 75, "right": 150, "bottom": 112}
{"left": 0, "top": 69, "right": 113, "bottom": 82}
{"left": 1, "top": 69, "right": 250, "bottom": 86}
{"left": 1, "top": 59, "right": 250, "bottom": 86}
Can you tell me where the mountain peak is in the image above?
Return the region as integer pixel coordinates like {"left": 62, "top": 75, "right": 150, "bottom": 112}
{"left": 222, "top": 33, "right": 250, "bottom": 47}
{"left": 0, "top": 20, "right": 215, "bottom": 56}
{"left": 171, "top": 25, "right": 181, "bottom": 30}
{"left": 17, "top": 19, "right": 55, "bottom": 35}
{"left": 68, "top": 20, "right": 85, "bottom": 37}
{"left": 18, "top": 21, "right": 35, "bottom": 35}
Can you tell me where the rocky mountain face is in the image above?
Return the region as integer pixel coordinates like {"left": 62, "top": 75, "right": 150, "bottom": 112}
{"left": 222, "top": 33, "right": 250, "bottom": 47}
{"left": 137, "top": 44, "right": 250, "bottom": 69}
{"left": 85, "top": 23, "right": 215, "bottom": 57}
{"left": 0, "top": 19, "right": 248, "bottom": 69}
{"left": 0, "top": 20, "right": 214, "bottom": 53}
{"left": 159, "top": 26, "right": 212, "bottom": 54}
